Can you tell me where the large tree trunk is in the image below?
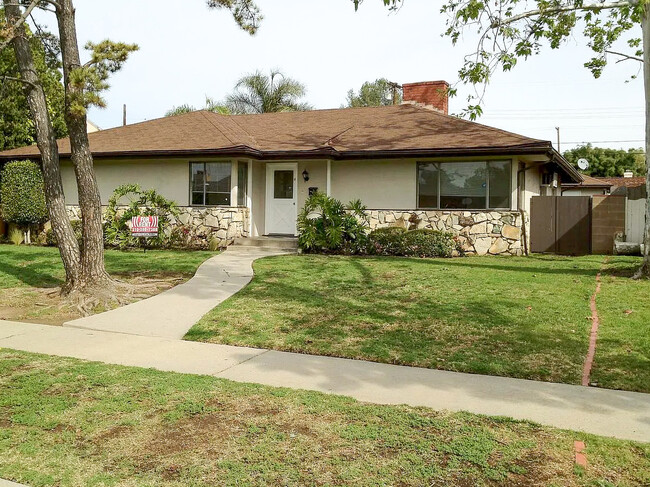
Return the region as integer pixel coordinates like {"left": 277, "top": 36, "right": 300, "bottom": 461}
{"left": 637, "top": 9, "right": 650, "bottom": 278}
{"left": 3, "top": 0, "right": 81, "bottom": 289}
{"left": 55, "top": 0, "right": 110, "bottom": 287}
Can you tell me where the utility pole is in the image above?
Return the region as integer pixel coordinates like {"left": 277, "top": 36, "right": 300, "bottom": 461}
{"left": 387, "top": 81, "right": 402, "bottom": 105}
{"left": 555, "top": 126, "right": 560, "bottom": 153}
{"left": 123, "top": 104, "right": 127, "bottom": 126}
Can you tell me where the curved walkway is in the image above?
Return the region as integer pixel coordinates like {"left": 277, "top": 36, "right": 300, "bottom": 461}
{"left": 64, "top": 247, "right": 290, "bottom": 339}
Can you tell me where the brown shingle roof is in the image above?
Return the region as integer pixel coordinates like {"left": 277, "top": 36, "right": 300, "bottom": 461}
{"left": 0, "top": 104, "right": 557, "bottom": 160}
{"left": 597, "top": 176, "right": 646, "bottom": 188}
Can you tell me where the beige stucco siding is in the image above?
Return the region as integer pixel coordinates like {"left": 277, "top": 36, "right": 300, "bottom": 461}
{"left": 250, "top": 161, "right": 266, "bottom": 236}
{"left": 331, "top": 160, "right": 416, "bottom": 209}
{"left": 297, "top": 160, "right": 328, "bottom": 209}
{"left": 61, "top": 158, "right": 190, "bottom": 205}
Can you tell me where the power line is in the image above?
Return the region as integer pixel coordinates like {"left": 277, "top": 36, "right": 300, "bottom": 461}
{"left": 563, "top": 139, "right": 645, "bottom": 144}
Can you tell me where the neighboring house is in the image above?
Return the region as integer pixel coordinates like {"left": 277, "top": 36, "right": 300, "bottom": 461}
{"left": 561, "top": 174, "right": 613, "bottom": 196}
{"left": 0, "top": 80, "right": 583, "bottom": 255}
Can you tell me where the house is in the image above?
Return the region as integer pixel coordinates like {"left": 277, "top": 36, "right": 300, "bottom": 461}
{"left": 561, "top": 174, "right": 613, "bottom": 196}
{"left": 0, "top": 80, "right": 583, "bottom": 255}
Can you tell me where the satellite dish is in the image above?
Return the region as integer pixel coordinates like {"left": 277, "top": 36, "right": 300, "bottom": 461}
{"left": 577, "top": 158, "right": 590, "bottom": 171}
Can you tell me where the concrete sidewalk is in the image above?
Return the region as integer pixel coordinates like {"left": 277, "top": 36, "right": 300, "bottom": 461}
{"left": 1, "top": 320, "right": 649, "bottom": 443}
{"left": 63, "top": 247, "right": 288, "bottom": 339}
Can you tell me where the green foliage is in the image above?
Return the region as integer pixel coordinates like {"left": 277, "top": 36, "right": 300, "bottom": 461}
{"left": 104, "top": 184, "right": 179, "bottom": 249}
{"left": 165, "top": 97, "right": 231, "bottom": 117}
{"left": 226, "top": 69, "right": 311, "bottom": 114}
{"left": 345, "top": 78, "right": 401, "bottom": 107}
{"left": 0, "top": 160, "right": 48, "bottom": 227}
{"left": 297, "top": 192, "right": 369, "bottom": 254}
{"left": 359, "top": 0, "right": 643, "bottom": 120}
{"left": 366, "top": 227, "right": 407, "bottom": 255}
{"left": 8, "top": 227, "right": 23, "bottom": 245}
{"left": 0, "top": 16, "right": 67, "bottom": 151}
{"left": 206, "top": 0, "right": 263, "bottom": 34}
{"left": 563, "top": 144, "right": 645, "bottom": 177}
{"left": 68, "top": 40, "right": 139, "bottom": 116}
{"left": 368, "top": 227, "right": 459, "bottom": 257}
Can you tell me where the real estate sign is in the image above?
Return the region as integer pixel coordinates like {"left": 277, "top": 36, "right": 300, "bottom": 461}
{"left": 131, "top": 216, "right": 159, "bottom": 237}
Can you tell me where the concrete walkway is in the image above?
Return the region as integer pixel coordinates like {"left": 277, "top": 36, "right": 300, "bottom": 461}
{"left": 63, "top": 247, "right": 289, "bottom": 339}
{"left": 1, "top": 320, "right": 649, "bottom": 443}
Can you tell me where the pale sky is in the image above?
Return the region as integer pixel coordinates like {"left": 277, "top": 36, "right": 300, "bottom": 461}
{"left": 33, "top": 0, "right": 645, "bottom": 152}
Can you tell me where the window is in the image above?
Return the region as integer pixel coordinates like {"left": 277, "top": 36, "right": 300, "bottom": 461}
{"left": 237, "top": 161, "right": 248, "bottom": 207}
{"left": 190, "top": 162, "right": 231, "bottom": 206}
{"left": 273, "top": 170, "right": 294, "bottom": 199}
{"left": 417, "top": 161, "right": 511, "bottom": 209}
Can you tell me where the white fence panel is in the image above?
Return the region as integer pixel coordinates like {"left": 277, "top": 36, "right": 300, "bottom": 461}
{"left": 626, "top": 198, "right": 646, "bottom": 244}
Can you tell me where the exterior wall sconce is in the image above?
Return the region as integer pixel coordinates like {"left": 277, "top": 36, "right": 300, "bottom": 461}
{"left": 302, "top": 170, "right": 310, "bottom": 182}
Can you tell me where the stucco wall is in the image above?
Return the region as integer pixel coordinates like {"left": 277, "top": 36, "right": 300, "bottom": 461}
{"left": 331, "top": 160, "right": 417, "bottom": 209}
{"left": 251, "top": 161, "right": 266, "bottom": 236}
{"left": 62, "top": 158, "right": 190, "bottom": 206}
{"left": 297, "top": 160, "right": 327, "bottom": 209}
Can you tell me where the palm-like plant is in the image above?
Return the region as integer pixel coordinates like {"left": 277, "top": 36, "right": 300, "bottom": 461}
{"left": 226, "top": 70, "right": 311, "bottom": 114}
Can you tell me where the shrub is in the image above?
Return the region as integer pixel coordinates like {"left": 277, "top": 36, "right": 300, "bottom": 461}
{"left": 104, "top": 184, "right": 179, "bottom": 249}
{"left": 297, "top": 192, "right": 369, "bottom": 254}
{"left": 368, "top": 227, "right": 459, "bottom": 258}
{"left": 8, "top": 227, "right": 23, "bottom": 245}
{"left": 402, "top": 229, "right": 458, "bottom": 258}
{"left": 367, "top": 227, "right": 407, "bottom": 255}
{"left": 0, "top": 160, "right": 48, "bottom": 228}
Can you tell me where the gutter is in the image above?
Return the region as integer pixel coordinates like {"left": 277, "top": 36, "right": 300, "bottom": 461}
{"left": 0, "top": 142, "right": 567, "bottom": 163}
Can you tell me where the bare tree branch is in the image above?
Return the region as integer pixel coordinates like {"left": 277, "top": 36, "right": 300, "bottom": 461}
{"left": 0, "top": 0, "right": 41, "bottom": 52}
{"left": 606, "top": 49, "right": 644, "bottom": 62}
{"left": 490, "top": 1, "right": 632, "bottom": 28}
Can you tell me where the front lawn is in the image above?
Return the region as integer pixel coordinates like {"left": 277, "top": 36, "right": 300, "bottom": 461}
{"left": 0, "top": 245, "right": 215, "bottom": 324}
{"left": 186, "top": 254, "right": 649, "bottom": 392}
{"left": 0, "top": 349, "right": 647, "bottom": 486}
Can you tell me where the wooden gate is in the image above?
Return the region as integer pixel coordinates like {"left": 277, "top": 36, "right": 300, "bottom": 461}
{"left": 530, "top": 196, "right": 592, "bottom": 255}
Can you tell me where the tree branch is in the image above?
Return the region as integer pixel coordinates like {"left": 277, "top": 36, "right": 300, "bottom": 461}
{"left": 0, "top": 0, "right": 42, "bottom": 53}
{"left": 1, "top": 74, "right": 38, "bottom": 88}
{"left": 490, "top": 1, "right": 633, "bottom": 28}
{"left": 605, "top": 49, "right": 643, "bottom": 62}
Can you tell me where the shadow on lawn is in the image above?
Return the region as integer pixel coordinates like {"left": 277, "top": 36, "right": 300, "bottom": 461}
{"left": 0, "top": 248, "right": 63, "bottom": 288}
{"left": 188, "top": 267, "right": 590, "bottom": 385}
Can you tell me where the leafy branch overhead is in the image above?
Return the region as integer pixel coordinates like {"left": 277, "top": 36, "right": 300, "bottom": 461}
{"left": 358, "top": 0, "right": 643, "bottom": 119}
{"left": 206, "top": 0, "right": 263, "bottom": 34}
{"left": 67, "top": 40, "right": 139, "bottom": 115}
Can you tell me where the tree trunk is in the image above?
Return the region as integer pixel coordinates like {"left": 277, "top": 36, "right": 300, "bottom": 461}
{"left": 636, "top": 9, "right": 650, "bottom": 278}
{"left": 55, "top": 0, "right": 110, "bottom": 287}
{"left": 3, "top": 0, "right": 81, "bottom": 289}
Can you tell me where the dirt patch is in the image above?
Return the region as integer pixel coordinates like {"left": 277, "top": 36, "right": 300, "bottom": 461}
{"left": 0, "top": 274, "right": 186, "bottom": 326}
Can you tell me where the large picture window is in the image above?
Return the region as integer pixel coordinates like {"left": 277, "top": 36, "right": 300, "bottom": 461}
{"left": 190, "top": 162, "right": 231, "bottom": 206}
{"left": 418, "top": 161, "right": 512, "bottom": 210}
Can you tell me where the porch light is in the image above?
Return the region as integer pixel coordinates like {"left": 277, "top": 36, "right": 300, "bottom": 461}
{"left": 302, "top": 169, "right": 310, "bottom": 182}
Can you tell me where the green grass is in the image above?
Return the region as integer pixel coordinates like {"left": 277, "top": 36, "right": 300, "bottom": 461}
{"left": 0, "top": 245, "right": 216, "bottom": 289}
{"left": 0, "top": 349, "right": 647, "bottom": 486}
{"left": 186, "top": 254, "right": 649, "bottom": 392}
{"left": 590, "top": 257, "right": 650, "bottom": 392}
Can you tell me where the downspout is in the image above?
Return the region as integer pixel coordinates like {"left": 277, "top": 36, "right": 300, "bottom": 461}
{"left": 517, "top": 162, "right": 534, "bottom": 256}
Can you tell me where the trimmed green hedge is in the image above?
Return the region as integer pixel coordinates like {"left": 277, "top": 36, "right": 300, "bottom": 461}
{"left": 0, "top": 160, "right": 48, "bottom": 227}
{"left": 368, "top": 227, "right": 459, "bottom": 258}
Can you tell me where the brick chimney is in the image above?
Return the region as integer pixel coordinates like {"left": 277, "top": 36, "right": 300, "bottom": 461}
{"left": 402, "top": 80, "right": 449, "bottom": 115}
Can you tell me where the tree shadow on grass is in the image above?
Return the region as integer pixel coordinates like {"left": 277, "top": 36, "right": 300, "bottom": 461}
{"left": 0, "top": 248, "right": 63, "bottom": 288}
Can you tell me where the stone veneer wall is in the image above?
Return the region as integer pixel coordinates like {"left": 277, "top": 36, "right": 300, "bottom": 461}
{"left": 365, "top": 210, "right": 528, "bottom": 256}
{"left": 65, "top": 205, "right": 249, "bottom": 248}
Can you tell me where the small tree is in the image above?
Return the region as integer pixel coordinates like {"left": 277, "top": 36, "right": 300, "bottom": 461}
{"left": 104, "top": 184, "right": 180, "bottom": 249}
{"left": 226, "top": 70, "right": 311, "bottom": 114}
{"left": 345, "top": 78, "right": 402, "bottom": 107}
{"left": 0, "top": 159, "right": 48, "bottom": 243}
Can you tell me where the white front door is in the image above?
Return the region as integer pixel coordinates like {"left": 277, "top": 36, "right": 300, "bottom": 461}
{"left": 265, "top": 163, "right": 297, "bottom": 235}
